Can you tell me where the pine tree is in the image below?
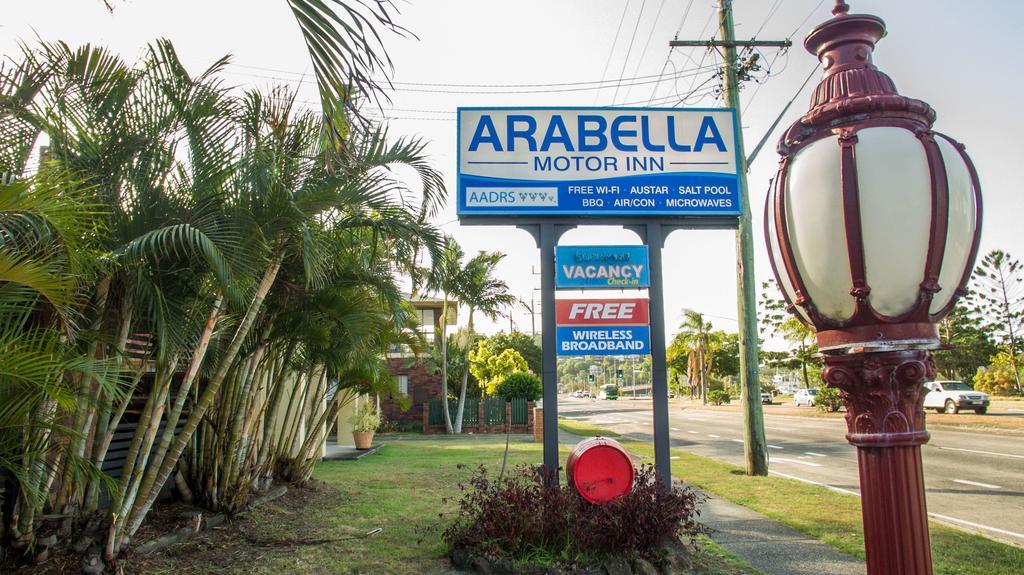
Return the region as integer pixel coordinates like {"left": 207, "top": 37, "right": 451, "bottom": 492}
{"left": 969, "top": 250, "right": 1023, "bottom": 392}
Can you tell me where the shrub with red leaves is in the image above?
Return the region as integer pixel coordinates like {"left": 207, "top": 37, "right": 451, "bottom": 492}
{"left": 442, "top": 463, "right": 704, "bottom": 567}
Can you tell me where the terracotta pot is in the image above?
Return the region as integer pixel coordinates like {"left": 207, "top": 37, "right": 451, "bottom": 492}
{"left": 353, "top": 431, "right": 374, "bottom": 450}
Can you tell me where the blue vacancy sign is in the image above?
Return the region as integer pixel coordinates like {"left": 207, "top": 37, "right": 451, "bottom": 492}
{"left": 556, "top": 245, "right": 650, "bottom": 289}
{"left": 556, "top": 326, "right": 651, "bottom": 356}
{"left": 457, "top": 107, "right": 740, "bottom": 217}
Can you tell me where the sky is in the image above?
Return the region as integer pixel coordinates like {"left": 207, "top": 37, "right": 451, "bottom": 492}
{"left": 4, "top": 0, "right": 1022, "bottom": 350}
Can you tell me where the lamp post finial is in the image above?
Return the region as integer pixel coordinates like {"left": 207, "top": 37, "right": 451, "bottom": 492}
{"left": 833, "top": 1, "right": 850, "bottom": 16}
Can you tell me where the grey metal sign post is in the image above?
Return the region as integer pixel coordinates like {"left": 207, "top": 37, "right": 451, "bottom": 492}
{"left": 516, "top": 222, "right": 576, "bottom": 481}
{"left": 465, "top": 217, "right": 736, "bottom": 488}
{"left": 624, "top": 222, "right": 670, "bottom": 486}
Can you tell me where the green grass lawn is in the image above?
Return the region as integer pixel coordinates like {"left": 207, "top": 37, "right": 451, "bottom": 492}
{"left": 557, "top": 417, "right": 621, "bottom": 437}
{"left": 137, "top": 438, "right": 757, "bottom": 574}
{"left": 134, "top": 433, "right": 1020, "bottom": 575}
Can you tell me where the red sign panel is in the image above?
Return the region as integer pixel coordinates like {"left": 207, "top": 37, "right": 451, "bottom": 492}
{"left": 556, "top": 298, "right": 650, "bottom": 326}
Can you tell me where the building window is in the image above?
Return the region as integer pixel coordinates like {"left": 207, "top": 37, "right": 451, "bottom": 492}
{"left": 419, "top": 308, "right": 435, "bottom": 328}
{"left": 395, "top": 374, "right": 409, "bottom": 396}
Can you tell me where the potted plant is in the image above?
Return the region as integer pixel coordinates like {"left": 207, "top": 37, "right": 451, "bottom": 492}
{"left": 349, "top": 401, "right": 382, "bottom": 449}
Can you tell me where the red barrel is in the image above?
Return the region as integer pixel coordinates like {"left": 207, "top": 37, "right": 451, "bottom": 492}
{"left": 566, "top": 436, "right": 634, "bottom": 504}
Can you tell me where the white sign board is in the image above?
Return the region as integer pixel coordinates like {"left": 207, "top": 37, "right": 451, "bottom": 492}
{"left": 457, "top": 107, "right": 741, "bottom": 217}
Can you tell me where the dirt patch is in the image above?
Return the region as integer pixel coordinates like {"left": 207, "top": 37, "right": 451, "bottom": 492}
{"left": 128, "top": 481, "right": 342, "bottom": 575}
{"left": 12, "top": 481, "right": 341, "bottom": 575}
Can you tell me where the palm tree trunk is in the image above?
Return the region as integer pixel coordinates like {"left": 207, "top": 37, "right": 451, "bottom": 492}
{"left": 699, "top": 346, "right": 707, "bottom": 405}
{"left": 440, "top": 293, "right": 454, "bottom": 434}
{"left": 110, "top": 246, "right": 285, "bottom": 556}
{"left": 454, "top": 307, "right": 475, "bottom": 434}
{"left": 58, "top": 276, "right": 112, "bottom": 511}
{"left": 800, "top": 341, "right": 810, "bottom": 388}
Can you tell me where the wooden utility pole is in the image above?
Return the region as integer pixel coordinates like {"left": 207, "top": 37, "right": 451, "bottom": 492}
{"left": 670, "top": 0, "right": 790, "bottom": 476}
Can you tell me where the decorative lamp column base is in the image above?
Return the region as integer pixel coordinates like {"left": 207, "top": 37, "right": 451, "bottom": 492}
{"left": 823, "top": 349, "right": 935, "bottom": 575}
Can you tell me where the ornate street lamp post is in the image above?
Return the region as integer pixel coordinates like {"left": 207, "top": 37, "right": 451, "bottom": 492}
{"left": 766, "top": 2, "right": 982, "bottom": 574}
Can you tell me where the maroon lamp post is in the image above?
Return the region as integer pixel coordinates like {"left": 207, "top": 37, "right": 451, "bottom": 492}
{"left": 766, "top": 2, "right": 982, "bottom": 574}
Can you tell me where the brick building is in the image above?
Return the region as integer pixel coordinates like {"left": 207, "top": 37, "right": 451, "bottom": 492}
{"left": 378, "top": 294, "right": 456, "bottom": 428}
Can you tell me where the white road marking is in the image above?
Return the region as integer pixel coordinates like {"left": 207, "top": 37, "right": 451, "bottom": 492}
{"left": 937, "top": 446, "right": 1024, "bottom": 460}
{"left": 688, "top": 430, "right": 700, "bottom": 434}
{"left": 928, "top": 513, "right": 1024, "bottom": 541}
{"left": 764, "top": 426, "right": 786, "bottom": 431}
{"left": 952, "top": 479, "right": 1002, "bottom": 490}
{"left": 1007, "top": 408, "right": 1024, "bottom": 413}
{"left": 768, "top": 444, "right": 784, "bottom": 449}
{"left": 670, "top": 456, "right": 680, "bottom": 459}
{"left": 730, "top": 439, "right": 743, "bottom": 443}
{"left": 768, "top": 470, "right": 860, "bottom": 496}
{"left": 671, "top": 427, "right": 680, "bottom": 431}
{"left": 771, "top": 457, "right": 822, "bottom": 468}
{"left": 772, "top": 471, "right": 1024, "bottom": 542}
{"left": 708, "top": 434, "right": 721, "bottom": 438}
{"left": 804, "top": 452, "right": 828, "bottom": 457}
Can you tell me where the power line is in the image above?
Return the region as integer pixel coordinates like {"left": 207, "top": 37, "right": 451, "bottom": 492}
{"left": 219, "top": 63, "right": 719, "bottom": 95}
{"left": 752, "top": 0, "right": 786, "bottom": 41}
{"left": 611, "top": 0, "right": 648, "bottom": 105}
{"left": 645, "top": 0, "right": 696, "bottom": 105}
{"left": 593, "top": 0, "right": 633, "bottom": 105}
{"left": 789, "top": 0, "right": 827, "bottom": 38}
{"left": 677, "top": 8, "right": 718, "bottom": 102}
{"left": 216, "top": 58, "right": 715, "bottom": 90}
{"left": 621, "top": 0, "right": 668, "bottom": 104}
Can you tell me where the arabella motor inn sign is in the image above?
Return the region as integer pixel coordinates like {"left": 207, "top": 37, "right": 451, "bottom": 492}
{"left": 556, "top": 298, "right": 651, "bottom": 356}
{"left": 457, "top": 107, "right": 741, "bottom": 217}
{"left": 556, "top": 245, "right": 650, "bottom": 289}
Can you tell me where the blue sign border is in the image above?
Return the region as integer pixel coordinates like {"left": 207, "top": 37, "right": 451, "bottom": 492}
{"left": 556, "top": 325, "right": 651, "bottom": 356}
{"left": 456, "top": 106, "right": 742, "bottom": 218}
{"left": 555, "top": 245, "right": 650, "bottom": 289}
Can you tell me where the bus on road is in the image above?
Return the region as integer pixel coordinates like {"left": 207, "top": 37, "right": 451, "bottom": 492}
{"left": 599, "top": 383, "right": 619, "bottom": 400}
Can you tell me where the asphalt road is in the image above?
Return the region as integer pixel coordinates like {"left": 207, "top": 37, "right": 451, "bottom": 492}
{"left": 557, "top": 396, "right": 1024, "bottom": 548}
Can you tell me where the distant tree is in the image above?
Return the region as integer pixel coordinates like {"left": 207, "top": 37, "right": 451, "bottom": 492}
{"left": 710, "top": 332, "right": 740, "bottom": 379}
{"left": 485, "top": 331, "right": 541, "bottom": 375}
{"left": 759, "top": 280, "right": 821, "bottom": 389}
{"left": 673, "top": 310, "right": 720, "bottom": 404}
{"left": 470, "top": 342, "right": 528, "bottom": 396}
{"left": 934, "top": 302, "right": 998, "bottom": 384}
{"left": 494, "top": 371, "right": 542, "bottom": 401}
{"left": 970, "top": 250, "right": 1023, "bottom": 393}
{"left": 974, "top": 351, "right": 1024, "bottom": 396}
{"left": 779, "top": 317, "right": 821, "bottom": 389}
{"left": 707, "top": 390, "right": 731, "bottom": 405}
{"left": 815, "top": 386, "right": 844, "bottom": 413}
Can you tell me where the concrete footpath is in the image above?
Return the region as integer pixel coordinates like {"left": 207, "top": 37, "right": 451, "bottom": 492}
{"left": 692, "top": 485, "right": 864, "bottom": 575}
{"left": 558, "top": 429, "right": 865, "bottom": 575}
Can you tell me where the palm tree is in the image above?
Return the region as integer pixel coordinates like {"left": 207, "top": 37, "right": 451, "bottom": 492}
{"left": 451, "top": 251, "right": 516, "bottom": 433}
{"left": 425, "top": 236, "right": 464, "bottom": 434}
{"left": 0, "top": 170, "right": 125, "bottom": 548}
{"left": 778, "top": 317, "right": 818, "bottom": 389}
{"left": 110, "top": 86, "right": 443, "bottom": 554}
{"left": 2, "top": 0, "right": 441, "bottom": 557}
{"left": 676, "top": 310, "right": 717, "bottom": 404}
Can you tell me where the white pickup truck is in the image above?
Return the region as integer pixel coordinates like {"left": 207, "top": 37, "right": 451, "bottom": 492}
{"left": 923, "top": 381, "right": 989, "bottom": 414}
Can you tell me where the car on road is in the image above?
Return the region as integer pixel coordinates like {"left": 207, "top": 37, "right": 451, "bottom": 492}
{"left": 761, "top": 392, "right": 772, "bottom": 405}
{"left": 793, "top": 388, "right": 818, "bottom": 407}
{"left": 923, "top": 380, "right": 989, "bottom": 414}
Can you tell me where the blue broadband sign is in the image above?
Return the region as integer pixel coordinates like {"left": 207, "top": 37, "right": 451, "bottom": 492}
{"left": 457, "top": 107, "right": 740, "bottom": 217}
{"left": 556, "top": 326, "right": 651, "bottom": 356}
{"left": 556, "top": 245, "right": 649, "bottom": 289}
